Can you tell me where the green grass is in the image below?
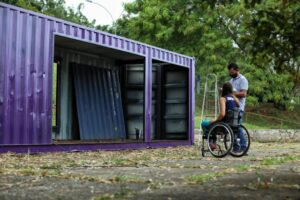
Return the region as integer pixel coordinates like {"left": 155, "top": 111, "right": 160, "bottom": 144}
{"left": 260, "top": 155, "right": 300, "bottom": 166}
{"left": 242, "top": 123, "right": 267, "bottom": 130}
{"left": 52, "top": 63, "right": 58, "bottom": 127}
{"left": 187, "top": 172, "right": 225, "bottom": 184}
{"left": 194, "top": 115, "right": 267, "bottom": 130}
{"left": 195, "top": 103, "right": 300, "bottom": 130}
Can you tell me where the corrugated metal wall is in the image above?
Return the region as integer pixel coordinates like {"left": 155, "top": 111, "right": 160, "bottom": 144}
{"left": 73, "top": 64, "right": 125, "bottom": 140}
{"left": 0, "top": 5, "right": 53, "bottom": 144}
{"left": 0, "top": 3, "right": 194, "bottom": 145}
{"left": 0, "top": 5, "right": 4, "bottom": 143}
{"left": 54, "top": 48, "right": 119, "bottom": 140}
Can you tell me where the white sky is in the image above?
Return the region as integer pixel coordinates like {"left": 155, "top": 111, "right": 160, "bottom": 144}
{"left": 64, "top": 0, "right": 134, "bottom": 25}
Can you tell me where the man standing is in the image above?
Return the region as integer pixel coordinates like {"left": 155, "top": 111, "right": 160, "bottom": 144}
{"left": 228, "top": 62, "right": 248, "bottom": 152}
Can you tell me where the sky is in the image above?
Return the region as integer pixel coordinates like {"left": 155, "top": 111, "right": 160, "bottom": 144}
{"left": 64, "top": 0, "right": 134, "bottom": 25}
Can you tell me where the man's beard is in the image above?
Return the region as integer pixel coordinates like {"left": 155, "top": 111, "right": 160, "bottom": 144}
{"left": 230, "top": 74, "right": 238, "bottom": 78}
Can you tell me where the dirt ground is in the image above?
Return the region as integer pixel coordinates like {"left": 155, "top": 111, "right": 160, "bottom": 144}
{"left": 0, "top": 142, "right": 300, "bottom": 200}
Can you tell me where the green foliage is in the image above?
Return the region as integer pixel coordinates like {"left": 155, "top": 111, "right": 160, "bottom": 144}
{"left": 1, "top": 0, "right": 101, "bottom": 29}
{"left": 117, "top": 0, "right": 300, "bottom": 110}
{"left": 3, "top": 0, "right": 299, "bottom": 110}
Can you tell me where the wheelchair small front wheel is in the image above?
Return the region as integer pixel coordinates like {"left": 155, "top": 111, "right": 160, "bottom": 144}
{"left": 207, "top": 122, "right": 234, "bottom": 158}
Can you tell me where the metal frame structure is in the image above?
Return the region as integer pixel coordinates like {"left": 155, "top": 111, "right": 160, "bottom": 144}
{"left": 199, "top": 74, "right": 219, "bottom": 144}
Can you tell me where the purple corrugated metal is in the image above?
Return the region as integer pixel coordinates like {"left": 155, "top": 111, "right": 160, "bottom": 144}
{"left": 0, "top": 5, "right": 4, "bottom": 141}
{"left": 0, "top": 2, "right": 195, "bottom": 147}
{"left": 0, "top": 6, "right": 53, "bottom": 145}
{"left": 144, "top": 47, "right": 152, "bottom": 143}
{"left": 189, "top": 58, "right": 196, "bottom": 144}
{"left": 0, "top": 3, "right": 192, "bottom": 67}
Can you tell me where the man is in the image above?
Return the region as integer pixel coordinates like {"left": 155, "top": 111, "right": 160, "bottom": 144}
{"left": 228, "top": 62, "right": 248, "bottom": 152}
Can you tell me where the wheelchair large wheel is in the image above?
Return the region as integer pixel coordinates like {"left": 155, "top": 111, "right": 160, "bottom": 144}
{"left": 207, "top": 122, "right": 234, "bottom": 158}
{"left": 230, "top": 125, "right": 250, "bottom": 157}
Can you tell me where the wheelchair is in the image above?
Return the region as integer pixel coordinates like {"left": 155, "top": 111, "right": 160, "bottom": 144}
{"left": 201, "top": 108, "right": 250, "bottom": 158}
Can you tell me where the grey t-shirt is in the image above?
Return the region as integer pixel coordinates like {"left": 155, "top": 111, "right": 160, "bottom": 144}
{"left": 230, "top": 74, "right": 248, "bottom": 111}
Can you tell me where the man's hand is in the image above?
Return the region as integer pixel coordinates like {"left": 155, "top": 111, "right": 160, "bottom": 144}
{"left": 233, "top": 89, "right": 247, "bottom": 98}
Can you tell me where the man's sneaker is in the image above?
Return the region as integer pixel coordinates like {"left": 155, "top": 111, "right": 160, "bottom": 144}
{"left": 232, "top": 148, "right": 242, "bottom": 153}
{"left": 232, "top": 148, "right": 248, "bottom": 155}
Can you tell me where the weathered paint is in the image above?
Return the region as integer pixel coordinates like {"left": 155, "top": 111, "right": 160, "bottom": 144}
{"left": 0, "top": 2, "right": 195, "bottom": 151}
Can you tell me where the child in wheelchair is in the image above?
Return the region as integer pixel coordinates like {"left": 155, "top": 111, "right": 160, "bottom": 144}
{"left": 201, "top": 82, "right": 240, "bottom": 150}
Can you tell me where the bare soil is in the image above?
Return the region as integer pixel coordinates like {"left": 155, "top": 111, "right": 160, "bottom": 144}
{"left": 0, "top": 142, "right": 300, "bottom": 200}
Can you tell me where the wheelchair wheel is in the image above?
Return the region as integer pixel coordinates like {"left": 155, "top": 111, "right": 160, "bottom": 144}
{"left": 207, "top": 122, "right": 234, "bottom": 158}
{"left": 230, "top": 125, "right": 250, "bottom": 157}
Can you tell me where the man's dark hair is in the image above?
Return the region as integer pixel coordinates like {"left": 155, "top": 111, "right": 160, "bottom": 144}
{"left": 227, "top": 62, "right": 239, "bottom": 70}
{"left": 221, "top": 82, "right": 233, "bottom": 97}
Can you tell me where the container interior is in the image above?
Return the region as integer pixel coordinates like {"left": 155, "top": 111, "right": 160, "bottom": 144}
{"left": 52, "top": 36, "right": 189, "bottom": 143}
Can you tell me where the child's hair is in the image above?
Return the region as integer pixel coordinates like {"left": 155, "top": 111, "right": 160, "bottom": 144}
{"left": 221, "top": 82, "right": 233, "bottom": 97}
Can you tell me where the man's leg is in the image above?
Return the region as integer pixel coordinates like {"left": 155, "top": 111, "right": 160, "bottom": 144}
{"left": 239, "top": 111, "right": 247, "bottom": 150}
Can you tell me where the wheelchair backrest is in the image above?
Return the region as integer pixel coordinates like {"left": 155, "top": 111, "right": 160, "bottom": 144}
{"left": 223, "top": 107, "right": 240, "bottom": 127}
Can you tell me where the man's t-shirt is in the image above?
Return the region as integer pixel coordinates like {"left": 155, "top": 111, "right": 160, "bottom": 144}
{"left": 230, "top": 74, "right": 248, "bottom": 111}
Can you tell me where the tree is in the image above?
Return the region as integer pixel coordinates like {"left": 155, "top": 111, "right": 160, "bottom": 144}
{"left": 1, "top": 0, "right": 97, "bottom": 28}
{"left": 117, "top": 0, "right": 239, "bottom": 81}
{"left": 219, "top": 0, "right": 300, "bottom": 109}
{"left": 117, "top": 0, "right": 300, "bottom": 109}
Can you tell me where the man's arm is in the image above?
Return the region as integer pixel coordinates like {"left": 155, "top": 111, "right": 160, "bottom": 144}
{"left": 234, "top": 89, "right": 247, "bottom": 98}
{"left": 234, "top": 77, "right": 248, "bottom": 97}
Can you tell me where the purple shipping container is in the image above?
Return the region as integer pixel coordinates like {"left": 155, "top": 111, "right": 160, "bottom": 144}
{"left": 0, "top": 2, "right": 195, "bottom": 153}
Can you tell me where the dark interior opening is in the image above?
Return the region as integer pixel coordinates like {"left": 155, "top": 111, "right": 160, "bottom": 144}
{"left": 152, "top": 63, "right": 189, "bottom": 140}
{"left": 52, "top": 35, "right": 189, "bottom": 143}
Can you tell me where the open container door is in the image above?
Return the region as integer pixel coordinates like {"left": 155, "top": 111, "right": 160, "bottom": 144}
{"left": 150, "top": 62, "right": 189, "bottom": 140}
{"left": 53, "top": 35, "right": 145, "bottom": 143}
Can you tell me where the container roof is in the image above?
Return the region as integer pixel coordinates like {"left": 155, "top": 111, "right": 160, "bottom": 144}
{"left": 55, "top": 35, "right": 143, "bottom": 61}
{"left": 0, "top": 2, "right": 194, "bottom": 68}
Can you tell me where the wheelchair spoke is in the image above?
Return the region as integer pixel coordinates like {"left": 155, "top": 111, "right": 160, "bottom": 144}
{"left": 230, "top": 125, "right": 251, "bottom": 157}
{"left": 206, "top": 122, "right": 234, "bottom": 158}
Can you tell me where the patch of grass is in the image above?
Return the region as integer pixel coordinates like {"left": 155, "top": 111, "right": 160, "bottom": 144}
{"left": 114, "top": 188, "right": 132, "bottom": 199}
{"left": 66, "top": 160, "right": 80, "bottom": 168}
{"left": 187, "top": 172, "right": 225, "bottom": 184}
{"left": 111, "top": 158, "right": 127, "bottom": 166}
{"left": 195, "top": 116, "right": 201, "bottom": 129}
{"left": 47, "top": 169, "right": 62, "bottom": 177}
{"left": 186, "top": 153, "right": 300, "bottom": 185}
{"left": 236, "top": 164, "right": 252, "bottom": 172}
{"left": 195, "top": 114, "right": 269, "bottom": 130}
{"left": 260, "top": 155, "right": 300, "bottom": 166}
{"left": 195, "top": 103, "right": 300, "bottom": 129}
{"left": 110, "top": 175, "right": 128, "bottom": 183}
{"left": 40, "top": 163, "right": 62, "bottom": 170}
{"left": 245, "top": 104, "right": 300, "bottom": 129}
{"left": 134, "top": 155, "right": 150, "bottom": 161}
{"left": 19, "top": 168, "right": 36, "bottom": 176}
{"left": 242, "top": 123, "right": 267, "bottom": 130}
